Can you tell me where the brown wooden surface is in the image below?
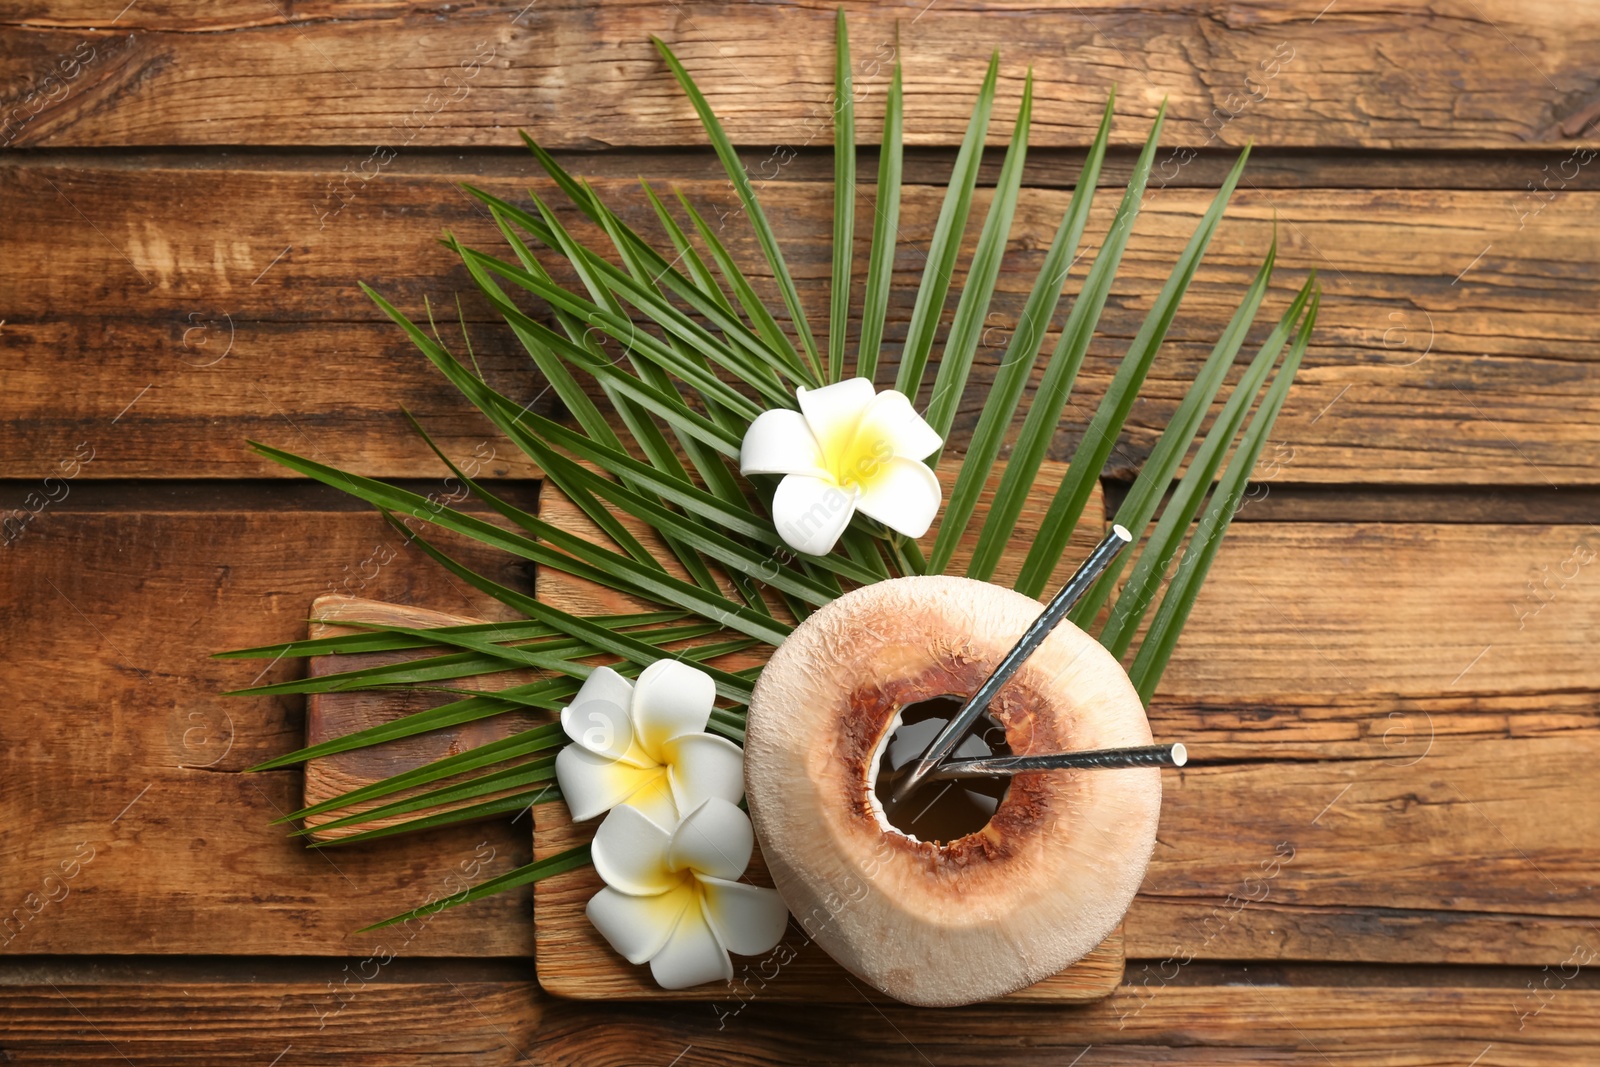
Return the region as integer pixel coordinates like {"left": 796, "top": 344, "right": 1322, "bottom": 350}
{"left": 8, "top": 162, "right": 1600, "bottom": 484}
{"left": 7, "top": 1, "right": 1600, "bottom": 151}
{"left": 6, "top": 0, "right": 1600, "bottom": 1059}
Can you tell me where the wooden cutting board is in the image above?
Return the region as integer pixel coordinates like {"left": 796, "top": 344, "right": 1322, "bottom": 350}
{"left": 304, "top": 468, "right": 1124, "bottom": 1000}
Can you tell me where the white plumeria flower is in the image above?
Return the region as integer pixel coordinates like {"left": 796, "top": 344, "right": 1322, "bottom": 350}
{"left": 554, "top": 660, "right": 744, "bottom": 826}
{"left": 740, "top": 377, "right": 943, "bottom": 556}
{"left": 588, "top": 797, "right": 790, "bottom": 990}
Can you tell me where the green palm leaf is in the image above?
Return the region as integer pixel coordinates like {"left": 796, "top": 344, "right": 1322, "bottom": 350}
{"left": 829, "top": 9, "right": 855, "bottom": 384}
{"left": 220, "top": 20, "right": 1317, "bottom": 924}
{"left": 856, "top": 62, "right": 902, "bottom": 383}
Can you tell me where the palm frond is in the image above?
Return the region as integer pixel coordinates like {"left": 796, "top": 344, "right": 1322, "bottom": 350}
{"left": 219, "top": 25, "right": 1318, "bottom": 926}
{"left": 963, "top": 101, "right": 1168, "bottom": 582}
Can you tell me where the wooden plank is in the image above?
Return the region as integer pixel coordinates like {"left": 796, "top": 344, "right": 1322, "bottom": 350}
{"left": 530, "top": 983, "right": 1600, "bottom": 1065}
{"left": 1132, "top": 736, "right": 1600, "bottom": 959}
{"left": 1159, "top": 522, "right": 1600, "bottom": 704}
{"left": 531, "top": 801, "right": 1124, "bottom": 1001}
{"left": 10, "top": 969, "right": 1597, "bottom": 1065}
{"left": 6, "top": 161, "right": 1598, "bottom": 484}
{"left": 539, "top": 508, "right": 1600, "bottom": 709}
{"left": 534, "top": 488, "right": 1600, "bottom": 965}
{"left": 6, "top": 2, "right": 1600, "bottom": 150}
{"left": 18, "top": 144, "right": 1600, "bottom": 192}
{"left": 5, "top": 507, "right": 1597, "bottom": 962}
{"left": 0, "top": 976, "right": 542, "bottom": 1065}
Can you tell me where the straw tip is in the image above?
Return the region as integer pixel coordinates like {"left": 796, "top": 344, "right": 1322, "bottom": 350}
{"left": 1112, "top": 524, "right": 1132, "bottom": 543}
{"left": 1171, "top": 742, "right": 1188, "bottom": 767}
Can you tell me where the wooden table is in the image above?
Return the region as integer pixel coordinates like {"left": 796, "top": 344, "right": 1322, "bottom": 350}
{"left": 4, "top": 1, "right": 1599, "bottom": 1062}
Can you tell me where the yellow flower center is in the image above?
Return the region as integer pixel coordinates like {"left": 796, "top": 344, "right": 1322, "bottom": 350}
{"left": 820, "top": 419, "right": 894, "bottom": 493}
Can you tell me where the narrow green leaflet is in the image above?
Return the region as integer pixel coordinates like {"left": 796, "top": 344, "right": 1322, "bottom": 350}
{"left": 639, "top": 181, "right": 738, "bottom": 320}
{"left": 895, "top": 54, "right": 999, "bottom": 401}
{"left": 236, "top": 644, "right": 572, "bottom": 697}
{"left": 923, "top": 73, "right": 1033, "bottom": 454}
{"left": 296, "top": 757, "right": 556, "bottom": 837}
{"left": 674, "top": 192, "right": 814, "bottom": 388}
{"left": 219, "top": 616, "right": 584, "bottom": 660}
{"left": 280, "top": 726, "right": 565, "bottom": 823}
{"left": 1068, "top": 239, "right": 1279, "bottom": 628}
{"left": 1102, "top": 276, "right": 1316, "bottom": 659}
{"left": 829, "top": 9, "right": 855, "bottom": 383}
{"left": 320, "top": 791, "right": 561, "bottom": 852}
{"left": 857, "top": 62, "right": 902, "bottom": 384}
{"left": 359, "top": 845, "right": 591, "bottom": 927}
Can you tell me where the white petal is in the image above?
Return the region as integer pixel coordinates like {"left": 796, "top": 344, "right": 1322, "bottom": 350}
{"left": 739, "top": 409, "right": 828, "bottom": 477}
{"left": 560, "top": 667, "right": 640, "bottom": 764}
{"left": 667, "top": 797, "right": 753, "bottom": 881}
{"left": 567, "top": 664, "right": 634, "bottom": 714}
{"left": 797, "top": 378, "right": 876, "bottom": 456}
{"left": 631, "top": 659, "right": 716, "bottom": 759}
{"left": 771, "top": 473, "right": 857, "bottom": 556}
{"left": 662, "top": 732, "right": 746, "bottom": 811}
{"left": 555, "top": 744, "right": 667, "bottom": 823}
{"left": 591, "top": 803, "right": 676, "bottom": 895}
{"left": 648, "top": 896, "right": 733, "bottom": 989}
{"left": 857, "top": 388, "right": 943, "bottom": 460}
{"left": 699, "top": 876, "right": 790, "bottom": 956}
{"left": 854, "top": 456, "right": 942, "bottom": 539}
{"left": 586, "top": 882, "right": 697, "bottom": 965}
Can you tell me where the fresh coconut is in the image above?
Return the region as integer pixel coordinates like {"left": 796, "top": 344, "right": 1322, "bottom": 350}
{"left": 744, "top": 574, "right": 1160, "bottom": 1007}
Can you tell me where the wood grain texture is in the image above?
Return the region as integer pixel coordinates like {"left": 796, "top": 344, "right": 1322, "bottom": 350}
{"left": 5, "top": 1, "right": 1600, "bottom": 151}
{"left": 2, "top": 970, "right": 1598, "bottom": 1065}
{"left": 0, "top": 976, "right": 544, "bottom": 1065}
{"left": 3, "top": 0, "right": 1594, "bottom": 1053}
{"left": 532, "top": 801, "right": 1124, "bottom": 1002}
{"left": 0, "top": 508, "right": 543, "bottom": 957}
{"left": 6, "top": 162, "right": 1600, "bottom": 484}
